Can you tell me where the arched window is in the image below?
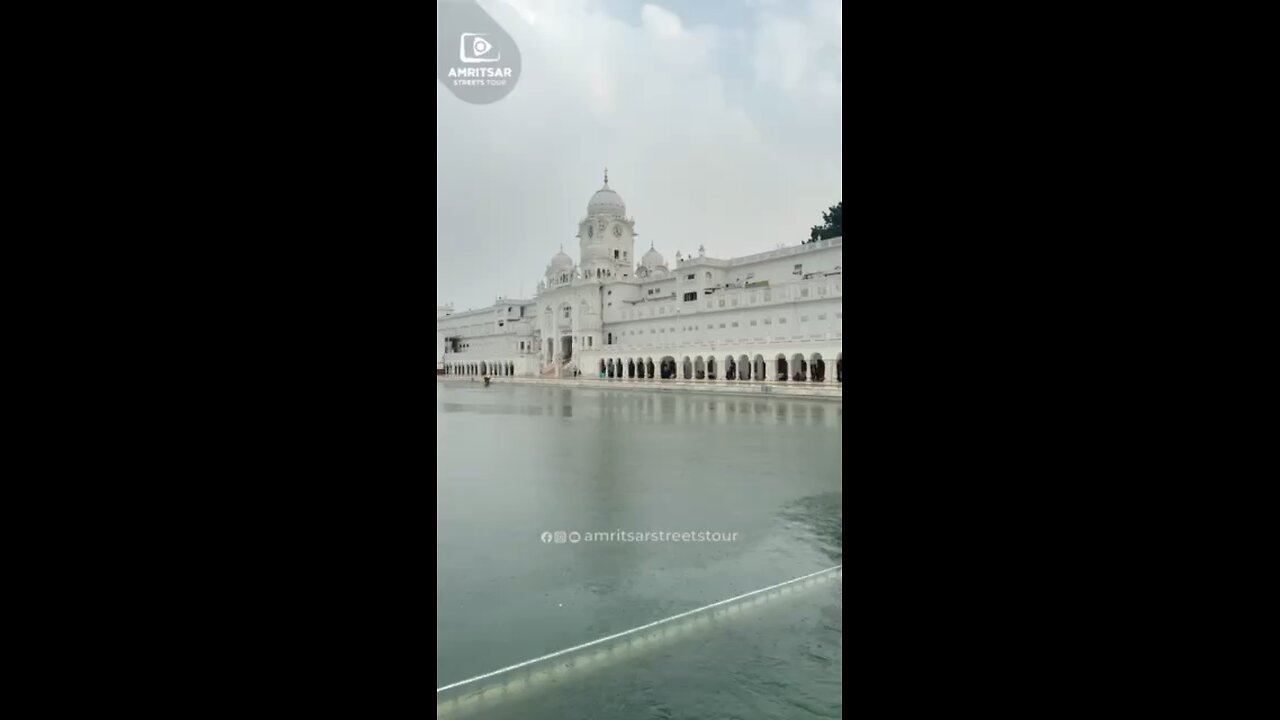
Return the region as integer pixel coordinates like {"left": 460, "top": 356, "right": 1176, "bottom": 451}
{"left": 563, "top": 306, "right": 571, "bottom": 319}
{"left": 706, "top": 272, "right": 712, "bottom": 280}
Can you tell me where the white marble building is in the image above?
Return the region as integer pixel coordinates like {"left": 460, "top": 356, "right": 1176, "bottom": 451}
{"left": 437, "top": 173, "right": 843, "bottom": 383}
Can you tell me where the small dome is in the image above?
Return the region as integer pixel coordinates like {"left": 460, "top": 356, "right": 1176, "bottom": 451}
{"left": 587, "top": 170, "right": 626, "bottom": 216}
{"left": 641, "top": 244, "right": 665, "bottom": 269}
{"left": 549, "top": 247, "right": 573, "bottom": 271}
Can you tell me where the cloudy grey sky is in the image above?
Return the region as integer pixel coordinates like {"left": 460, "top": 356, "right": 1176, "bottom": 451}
{"left": 437, "top": 0, "right": 842, "bottom": 311}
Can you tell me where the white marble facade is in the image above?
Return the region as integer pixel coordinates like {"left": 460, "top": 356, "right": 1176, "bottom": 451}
{"left": 437, "top": 173, "right": 843, "bottom": 384}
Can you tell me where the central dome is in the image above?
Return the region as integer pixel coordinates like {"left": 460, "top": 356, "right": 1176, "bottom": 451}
{"left": 587, "top": 170, "right": 626, "bottom": 217}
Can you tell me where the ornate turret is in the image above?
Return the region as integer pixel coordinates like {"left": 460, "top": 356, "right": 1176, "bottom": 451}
{"left": 578, "top": 169, "right": 636, "bottom": 281}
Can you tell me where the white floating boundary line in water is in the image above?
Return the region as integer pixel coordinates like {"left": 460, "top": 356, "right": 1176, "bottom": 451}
{"left": 436, "top": 564, "right": 842, "bottom": 694}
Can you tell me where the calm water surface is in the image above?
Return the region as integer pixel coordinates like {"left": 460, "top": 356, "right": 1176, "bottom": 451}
{"left": 436, "top": 381, "right": 842, "bottom": 719}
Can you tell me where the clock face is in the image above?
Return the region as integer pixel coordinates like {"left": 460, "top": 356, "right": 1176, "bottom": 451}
{"left": 613, "top": 224, "right": 623, "bottom": 238}
{"left": 587, "top": 225, "right": 594, "bottom": 238}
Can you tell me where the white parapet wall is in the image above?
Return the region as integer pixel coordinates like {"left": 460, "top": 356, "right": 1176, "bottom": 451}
{"left": 437, "top": 375, "right": 842, "bottom": 400}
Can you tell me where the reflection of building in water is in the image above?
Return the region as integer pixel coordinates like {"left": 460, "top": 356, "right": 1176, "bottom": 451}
{"left": 437, "top": 172, "right": 843, "bottom": 383}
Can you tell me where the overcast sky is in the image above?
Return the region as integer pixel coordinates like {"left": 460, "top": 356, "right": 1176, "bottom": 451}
{"left": 437, "top": 0, "right": 842, "bottom": 311}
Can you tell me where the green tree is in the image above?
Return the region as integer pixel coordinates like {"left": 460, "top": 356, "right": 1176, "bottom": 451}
{"left": 807, "top": 201, "right": 843, "bottom": 242}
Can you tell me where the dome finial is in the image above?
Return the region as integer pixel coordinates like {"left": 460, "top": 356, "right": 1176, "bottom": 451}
{"left": 604, "top": 167, "right": 609, "bottom": 186}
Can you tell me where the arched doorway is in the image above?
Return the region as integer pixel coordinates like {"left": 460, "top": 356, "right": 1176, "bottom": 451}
{"left": 791, "top": 353, "right": 807, "bottom": 382}
{"left": 628, "top": 359, "right": 635, "bottom": 378}
{"left": 661, "top": 356, "right": 676, "bottom": 379}
{"left": 682, "top": 357, "right": 693, "bottom": 380}
{"left": 775, "top": 354, "right": 788, "bottom": 381}
{"left": 725, "top": 356, "right": 736, "bottom": 380}
{"left": 810, "top": 353, "right": 824, "bottom": 382}
{"left": 738, "top": 354, "right": 750, "bottom": 381}
{"left": 647, "top": 358, "right": 656, "bottom": 379}
{"left": 837, "top": 353, "right": 843, "bottom": 383}
{"left": 599, "top": 359, "right": 606, "bottom": 377}
{"left": 788, "top": 353, "right": 808, "bottom": 381}
{"left": 754, "top": 355, "right": 766, "bottom": 381}
{"left": 694, "top": 356, "right": 705, "bottom": 380}
{"left": 707, "top": 357, "right": 716, "bottom": 380}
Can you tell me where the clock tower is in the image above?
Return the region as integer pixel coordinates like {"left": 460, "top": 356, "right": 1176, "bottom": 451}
{"left": 578, "top": 169, "right": 637, "bottom": 281}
